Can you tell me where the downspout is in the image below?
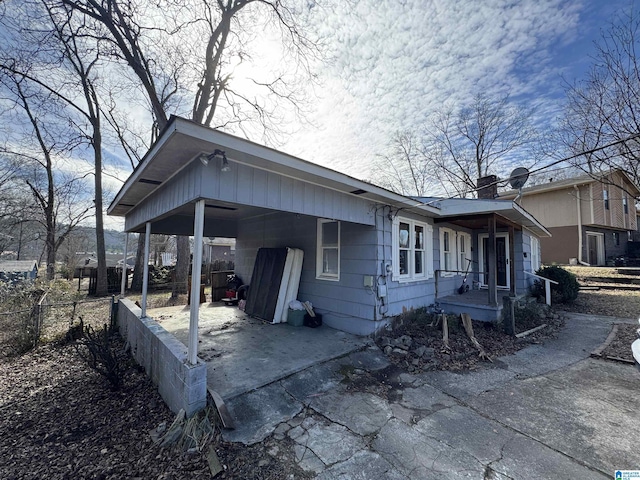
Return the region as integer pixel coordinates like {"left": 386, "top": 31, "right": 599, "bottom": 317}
{"left": 574, "top": 185, "right": 583, "bottom": 264}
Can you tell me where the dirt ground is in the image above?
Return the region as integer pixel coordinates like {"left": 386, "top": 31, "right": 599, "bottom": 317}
{"left": 0, "top": 281, "right": 637, "bottom": 479}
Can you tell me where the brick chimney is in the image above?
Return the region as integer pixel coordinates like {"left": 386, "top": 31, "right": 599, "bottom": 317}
{"left": 477, "top": 175, "right": 498, "bottom": 199}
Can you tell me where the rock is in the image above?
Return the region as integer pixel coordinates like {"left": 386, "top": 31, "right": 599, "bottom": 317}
{"left": 379, "top": 336, "right": 393, "bottom": 347}
{"left": 353, "top": 368, "right": 365, "bottom": 375}
{"left": 411, "top": 359, "right": 420, "bottom": 367}
{"left": 384, "top": 346, "right": 393, "bottom": 355}
{"left": 392, "top": 348, "right": 408, "bottom": 355}
{"left": 394, "top": 335, "right": 413, "bottom": 349}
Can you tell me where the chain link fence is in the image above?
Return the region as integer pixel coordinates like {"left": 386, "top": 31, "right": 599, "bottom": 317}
{"left": 0, "top": 289, "right": 114, "bottom": 357}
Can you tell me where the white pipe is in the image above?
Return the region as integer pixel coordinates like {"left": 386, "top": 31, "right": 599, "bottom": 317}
{"left": 120, "top": 232, "right": 129, "bottom": 297}
{"left": 141, "top": 223, "right": 151, "bottom": 318}
{"left": 574, "top": 185, "right": 583, "bottom": 263}
{"left": 188, "top": 199, "right": 205, "bottom": 365}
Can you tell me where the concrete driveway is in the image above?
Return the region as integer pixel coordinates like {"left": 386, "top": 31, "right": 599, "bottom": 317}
{"left": 221, "top": 312, "right": 640, "bottom": 479}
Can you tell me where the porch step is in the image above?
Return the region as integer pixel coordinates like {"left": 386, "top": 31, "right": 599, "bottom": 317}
{"left": 582, "top": 276, "right": 640, "bottom": 285}
{"left": 616, "top": 268, "right": 640, "bottom": 276}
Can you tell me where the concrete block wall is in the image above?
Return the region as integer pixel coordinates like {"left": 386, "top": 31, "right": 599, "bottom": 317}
{"left": 117, "top": 298, "right": 207, "bottom": 417}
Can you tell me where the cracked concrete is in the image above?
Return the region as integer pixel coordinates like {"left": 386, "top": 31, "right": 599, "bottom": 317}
{"left": 221, "top": 312, "right": 638, "bottom": 478}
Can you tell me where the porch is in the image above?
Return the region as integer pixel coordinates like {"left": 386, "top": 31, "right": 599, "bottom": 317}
{"left": 436, "top": 289, "right": 516, "bottom": 322}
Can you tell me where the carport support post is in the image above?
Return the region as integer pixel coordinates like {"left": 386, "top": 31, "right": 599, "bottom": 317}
{"left": 188, "top": 199, "right": 205, "bottom": 365}
{"left": 141, "top": 223, "right": 151, "bottom": 318}
{"left": 120, "top": 232, "right": 129, "bottom": 296}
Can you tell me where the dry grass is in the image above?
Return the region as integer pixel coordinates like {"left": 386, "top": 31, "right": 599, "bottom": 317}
{"left": 552, "top": 267, "right": 640, "bottom": 319}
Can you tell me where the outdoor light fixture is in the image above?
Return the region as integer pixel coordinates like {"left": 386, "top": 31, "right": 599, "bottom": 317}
{"left": 199, "top": 149, "right": 230, "bottom": 172}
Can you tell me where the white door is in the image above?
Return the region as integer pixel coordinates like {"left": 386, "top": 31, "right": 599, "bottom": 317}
{"left": 478, "top": 233, "right": 510, "bottom": 289}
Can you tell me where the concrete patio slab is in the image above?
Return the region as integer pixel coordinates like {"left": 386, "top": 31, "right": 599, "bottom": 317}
{"left": 148, "top": 303, "right": 370, "bottom": 400}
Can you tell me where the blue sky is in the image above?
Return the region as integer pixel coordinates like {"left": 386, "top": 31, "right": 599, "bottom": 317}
{"left": 277, "top": 0, "right": 635, "bottom": 180}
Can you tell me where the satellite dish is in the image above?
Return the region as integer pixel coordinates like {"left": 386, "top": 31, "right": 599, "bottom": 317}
{"left": 509, "top": 167, "right": 530, "bottom": 190}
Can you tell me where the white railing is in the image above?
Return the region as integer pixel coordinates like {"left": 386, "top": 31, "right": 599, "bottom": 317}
{"left": 524, "top": 271, "right": 559, "bottom": 306}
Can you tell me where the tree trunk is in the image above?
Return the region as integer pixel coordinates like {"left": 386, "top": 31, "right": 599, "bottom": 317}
{"left": 46, "top": 230, "right": 55, "bottom": 281}
{"left": 172, "top": 235, "right": 189, "bottom": 298}
{"left": 131, "top": 233, "right": 145, "bottom": 292}
{"left": 94, "top": 129, "right": 108, "bottom": 296}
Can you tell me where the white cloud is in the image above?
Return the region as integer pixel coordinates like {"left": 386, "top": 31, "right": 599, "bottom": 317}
{"left": 279, "top": 0, "right": 618, "bottom": 181}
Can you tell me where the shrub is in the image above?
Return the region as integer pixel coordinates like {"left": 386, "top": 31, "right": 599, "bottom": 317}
{"left": 74, "top": 319, "right": 125, "bottom": 390}
{"left": 532, "top": 265, "right": 579, "bottom": 304}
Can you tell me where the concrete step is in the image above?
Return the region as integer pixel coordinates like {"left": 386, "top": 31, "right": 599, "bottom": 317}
{"left": 582, "top": 276, "right": 640, "bottom": 285}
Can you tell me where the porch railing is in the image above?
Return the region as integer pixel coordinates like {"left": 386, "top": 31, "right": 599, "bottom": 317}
{"left": 523, "top": 271, "right": 559, "bottom": 306}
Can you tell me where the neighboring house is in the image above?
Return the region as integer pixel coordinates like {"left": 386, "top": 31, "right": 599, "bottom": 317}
{"left": 501, "top": 170, "right": 640, "bottom": 266}
{"left": 108, "top": 116, "right": 549, "bottom": 335}
{"left": 74, "top": 253, "right": 135, "bottom": 278}
{"left": 204, "top": 237, "right": 236, "bottom": 265}
{"left": 0, "top": 260, "right": 39, "bottom": 284}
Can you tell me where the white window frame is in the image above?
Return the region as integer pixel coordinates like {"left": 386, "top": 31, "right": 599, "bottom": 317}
{"left": 439, "top": 227, "right": 457, "bottom": 277}
{"left": 457, "top": 232, "right": 472, "bottom": 275}
{"left": 392, "top": 217, "right": 433, "bottom": 282}
{"left": 530, "top": 235, "right": 540, "bottom": 272}
{"left": 316, "top": 219, "right": 340, "bottom": 281}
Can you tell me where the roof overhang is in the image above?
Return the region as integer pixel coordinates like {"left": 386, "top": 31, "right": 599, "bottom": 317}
{"left": 108, "top": 116, "right": 441, "bottom": 220}
{"left": 419, "top": 197, "right": 551, "bottom": 237}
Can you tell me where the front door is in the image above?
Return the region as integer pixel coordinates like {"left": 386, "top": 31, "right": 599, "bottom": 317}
{"left": 586, "top": 232, "right": 605, "bottom": 266}
{"left": 479, "top": 233, "right": 510, "bottom": 289}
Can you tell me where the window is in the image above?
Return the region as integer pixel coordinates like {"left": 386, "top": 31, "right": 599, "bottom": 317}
{"left": 316, "top": 219, "right": 340, "bottom": 281}
{"left": 624, "top": 196, "right": 629, "bottom": 214}
{"left": 613, "top": 232, "right": 620, "bottom": 246}
{"left": 392, "top": 217, "right": 433, "bottom": 282}
{"left": 603, "top": 189, "right": 609, "bottom": 210}
{"left": 458, "top": 232, "right": 472, "bottom": 274}
{"left": 439, "top": 228, "right": 456, "bottom": 277}
{"left": 530, "top": 235, "right": 540, "bottom": 272}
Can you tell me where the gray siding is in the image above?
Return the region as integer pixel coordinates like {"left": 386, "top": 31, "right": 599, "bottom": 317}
{"left": 125, "top": 161, "right": 375, "bottom": 231}
{"left": 202, "top": 162, "right": 375, "bottom": 225}
{"left": 126, "top": 161, "right": 203, "bottom": 231}
{"left": 235, "top": 212, "right": 382, "bottom": 335}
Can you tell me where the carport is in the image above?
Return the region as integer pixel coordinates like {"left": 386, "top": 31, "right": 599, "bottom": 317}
{"left": 107, "top": 116, "right": 418, "bottom": 415}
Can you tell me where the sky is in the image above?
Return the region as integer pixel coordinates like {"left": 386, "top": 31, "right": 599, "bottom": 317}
{"left": 274, "top": 0, "right": 632, "bottom": 180}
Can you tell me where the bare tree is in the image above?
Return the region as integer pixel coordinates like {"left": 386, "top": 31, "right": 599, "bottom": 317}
{"left": 0, "top": 0, "right": 118, "bottom": 294}
{"left": 0, "top": 74, "right": 93, "bottom": 279}
{"left": 560, "top": 8, "right": 640, "bottom": 188}
{"left": 372, "top": 131, "right": 438, "bottom": 197}
{"left": 57, "top": 0, "right": 323, "bottom": 296}
{"left": 376, "top": 93, "right": 538, "bottom": 198}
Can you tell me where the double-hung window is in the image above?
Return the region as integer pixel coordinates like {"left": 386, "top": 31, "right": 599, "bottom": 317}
{"left": 439, "top": 228, "right": 456, "bottom": 277}
{"left": 603, "top": 189, "right": 609, "bottom": 210}
{"left": 316, "top": 219, "right": 340, "bottom": 281}
{"left": 458, "top": 232, "right": 472, "bottom": 274}
{"left": 530, "top": 235, "right": 540, "bottom": 272}
{"left": 393, "top": 217, "right": 433, "bottom": 281}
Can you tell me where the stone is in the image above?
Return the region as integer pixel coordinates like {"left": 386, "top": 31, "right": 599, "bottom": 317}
{"left": 309, "top": 391, "right": 393, "bottom": 436}
{"left": 384, "top": 346, "right": 393, "bottom": 355}
{"left": 379, "top": 336, "right": 393, "bottom": 347}
{"left": 316, "top": 450, "right": 406, "bottom": 480}
{"left": 392, "top": 348, "right": 408, "bottom": 355}
{"left": 288, "top": 425, "right": 305, "bottom": 440}
{"left": 413, "top": 346, "right": 427, "bottom": 357}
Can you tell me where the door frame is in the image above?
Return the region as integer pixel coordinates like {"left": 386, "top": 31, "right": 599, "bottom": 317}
{"left": 586, "top": 231, "right": 605, "bottom": 266}
{"left": 478, "top": 232, "right": 511, "bottom": 290}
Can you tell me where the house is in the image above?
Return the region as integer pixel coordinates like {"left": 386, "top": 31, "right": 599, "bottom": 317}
{"left": 500, "top": 170, "right": 640, "bottom": 266}
{"left": 0, "top": 260, "right": 39, "bottom": 284}
{"left": 107, "top": 116, "right": 549, "bottom": 415}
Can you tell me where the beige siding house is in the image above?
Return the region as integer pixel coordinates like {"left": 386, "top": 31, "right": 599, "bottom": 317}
{"left": 501, "top": 170, "right": 639, "bottom": 266}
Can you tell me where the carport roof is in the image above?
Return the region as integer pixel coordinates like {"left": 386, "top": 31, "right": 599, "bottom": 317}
{"left": 107, "top": 116, "right": 441, "bottom": 218}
